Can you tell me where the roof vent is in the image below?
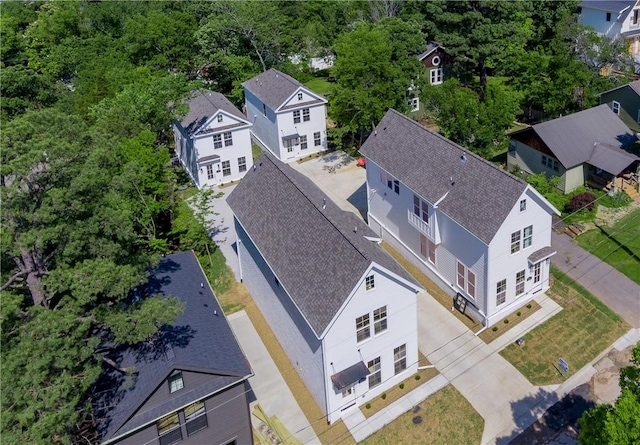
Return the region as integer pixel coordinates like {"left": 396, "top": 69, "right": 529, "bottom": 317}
{"left": 460, "top": 154, "right": 467, "bottom": 164}
{"left": 450, "top": 176, "right": 455, "bottom": 186}
{"left": 322, "top": 197, "right": 326, "bottom": 210}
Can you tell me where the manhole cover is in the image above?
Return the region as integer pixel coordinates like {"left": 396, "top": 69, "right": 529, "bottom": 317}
{"left": 412, "top": 416, "right": 423, "bottom": 424}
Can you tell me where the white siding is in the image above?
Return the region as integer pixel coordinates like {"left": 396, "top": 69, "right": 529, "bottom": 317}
{"left": 486, "top": 188, "right": 553, "bottom": 325}
{"left": 580, "top": 7, "right": 624, "bottom": 37}
{"left": 275, "top": 103, "right": 327, "bottom": 162}
{"left": 235, "top": 220, "right": 327, "bottom": 413}
{"left": 244, "top": 90, "right": 281, "bottom": 159}
{"left": 322, "top": 265, "right": 418, "bottom": 423}
{"left": 192, "top": 126, "right": 253, "bottom": 187}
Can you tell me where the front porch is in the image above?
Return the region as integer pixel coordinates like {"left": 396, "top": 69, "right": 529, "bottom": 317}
{"left": 587, "top": 172, "right": 640, "bottom": 199}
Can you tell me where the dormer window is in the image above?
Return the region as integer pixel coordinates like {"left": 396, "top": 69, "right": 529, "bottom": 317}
{"left": 168, "top": 371, "right": 184, "bottom": 393}
{"left": 217, "top": 114, "right": 223, "bottom": 123}
{"left": 297, "top": 92, "right": 303, "bottom": 100}
{"left": 520, "top": 199, "right": 526, "bottom": 212}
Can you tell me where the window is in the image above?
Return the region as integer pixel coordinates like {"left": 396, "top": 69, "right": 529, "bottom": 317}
{"left": 420, "top": 235, "right": 437, "bottom": 265}
{"left": 223, "top": 132, "right": 233, "bottom": 147}
{"left": 457, "top": 261, "right": 465, "bottom": 289}
{"left": 168, "top": 371, "right": 184, "bottom": 393}
{"left": 431, "top": 55, "right": 441, "bottom": 66}
{"left": 496, "top": 279, "right": 507, "bottom": 306}
{"left": 298, "top": 92, "right": 303, "bottom": 100}
{"left": 262, "top": 104, "right": 266, "bottom": 116}
{"left": 634, "top": 9, "right": 639, "bottom": 24}
{"left": 300, "top": 135, "right": 308, "bottom": 149}
{"left": 185, "top": 401, "right": 208, "bottom": 436}
{"left": 430, "top": 67, "right": 443, "bottom": 85}
{"left": 541, "top": 155, "right": 559, "bottom": 171}
{"left": 523, "top": 225, "right": 533, "bottom": 248}
{"left": 515, "top": 270, "right": 525, "bottom": 296}
{"left": 356, "top": 314, "right": 370, "bottom": 342}
{"left": 293, "top": 110, "right": 301, "bottom": 124}
{"left": 284, "top": 138, "right": 295, "bottom": 152}
{"left": 342, "top": 386, "right": 353, "bottom": 398}
{"left": 206, "top": 164, "right": 215, "bottom": 180}
{"left": 314, "top": 131, "right": 322, "bottom": 146}
{"left": 393, "top": 179, "right": 399, "bottom": 194}
{"left": 508, "top": 139, "right": 517, "bottom": 157}
{"left": 413, "top": 195, "right": 429, "bottom": 224}
{"left": 409, "top": 97, "right": 419, "bottom": 112}
{"left": 394, "top": 344, "right": 407, "bottom": 375}
{"left": 157, "top": 413, "right": 182, "bottom": 445}
{"left": 533, "top": 262, "right": 541, "bottom": 283}
{"left": 455, "top": 261, "right": 476, "bottom": 298}
{"left": 606, "top": 12, "right": 611, "bottom": 21}
{"left": 373, "top": 306, "right": 387, "bottom": 334}
{"left": 612, "top": 101, "right": 620, "bottom": 115}
{"left": 303, "top": 108, "right": 310, "bottom": 122}
{"left": 217, "top": 114, "right": 223, "bottom": 123}
{"left": 520, "top": 199, "right": 526, "bottom": 212}
{"left": 365, "top": 275, "right": 375, "bottom": 290}
{"left": 238, "top": 157, "right": 247, "bottom": 173}
{"left": 511, "top": 231, "right": 521, "bottom": 254}
{"left": 222, "top": 160, "right": 231, "bottom": 177}
{"left": 368, "top": 357, "right": 382, "bottom": 389}
{"left": 467, "top": 270, "right": 476, "bottom": 299}
{"left": 213, "top": 134, "right": 222, "bottom": 149}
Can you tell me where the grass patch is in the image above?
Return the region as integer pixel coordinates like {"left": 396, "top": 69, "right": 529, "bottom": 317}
{"left": 478, "top": 300, "right": 541, "bottom": 344}
{"left": 363, "top": 353, "right": 438, "bottom": 419}
{"left": 304, "top": 77, "right": 333, "bottom": 96}
{"left": 575, "top": 209, "right": 640, "bottom": 285}
{"left": 382, "top": 242, "right": 483, "bottom": 333}
{"left": 252, "top": 142, "right": 263, "bottom": 162}
{"left": 359, "top": 385, "right": 483, "bottom": 445}
{"left": 500, "top": 267, "right": 628, "bottom": 385}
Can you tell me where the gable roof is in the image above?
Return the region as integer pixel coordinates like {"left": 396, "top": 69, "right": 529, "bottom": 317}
{"left": 517, "top": 104, "right": 637, "bottom": 170}
{"left": 599, "top": 79, "right": 640, "bottom": 96}
{"left": 242, "top": 68, "right": 326, "bottom": 112}
{"left": 359, "top": 110, "right": 529, "bottom": 245}
{"left": 579, "top": 0, "right": 635, "bottom": 19}
{"left": 227, "top": 154, "right": 420, "bottom": 338}
{"left": 94, "top": 251, "right": 252, "bottom": 443}
{"left": 417, "top": 43, "right": 443, "bottom": 61}
{"left": 179, "top": 90, "right": 248, "bottom": 137}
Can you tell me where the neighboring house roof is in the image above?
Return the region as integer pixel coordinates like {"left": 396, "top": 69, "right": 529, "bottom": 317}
{"left": 580, "top": 0, "right": 635, "bottom": 20}
{"left": 180, "top": 90, "right": 247, "bottom": 137}
{"left": 417, "top": 43, "right": 443, "bottom": 61}
{"left": 590, "top": 142, "right": 640, "bottom": 175}
{"left": 94, "top": 251, "right": 252, "bottom": 443}
{"left": 516, "top": 104, "right": 638, "bottom": 170}
{"left": 227, "top": 153, "right": 420, "bottom": 338}
{"left": 360, "top": 109, "right": 529, "bottom": 245}
{"left": 599, "top": 79, "right": 640, "bottom": 96}
{"left": 242, "top": 68, "right": 327, "bottom": 112}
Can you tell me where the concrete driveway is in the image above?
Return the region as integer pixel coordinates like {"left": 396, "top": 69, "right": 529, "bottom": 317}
{"left": 551, "top": 231, "right": 640, "bottom": 328}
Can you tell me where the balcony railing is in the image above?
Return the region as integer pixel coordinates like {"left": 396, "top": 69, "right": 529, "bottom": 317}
{"left": 408, "top": 209, "right": 430, "bottom": 237}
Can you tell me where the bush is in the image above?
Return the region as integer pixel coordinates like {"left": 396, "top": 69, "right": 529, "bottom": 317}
{"left": 565, "top": 192, "right": 597, "bottom": 213}
{"left": 399, "top": 383, "right": 405, "bottom": 389}
{"left": 381, "top": 392, "right": 387, "bottom": 400}
{"left": 415, "top": 374, "right": 421, "bottom": 381}
{"left": 492, "top": 326, "right": 499, "bottom": 332}
{"left": 526, "top": 303, "right": 532, "bottom": 309}
{"left": 504, "top": 318, "right": 509, "bottom": 324}
{"left": 365, "top": 403, "right": 371, "bottom": 409}
{"left": 517, "top": 311, "right": 522, "bottom": 316}
{"left": 600, "top": 190, "right": 632, "bottom": 208}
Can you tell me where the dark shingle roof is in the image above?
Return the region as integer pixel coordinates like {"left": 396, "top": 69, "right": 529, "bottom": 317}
{"left": 94, "top": 251, "right": 251, "bottom": 443}
{"left": 528, "top": 104, "right": 637, "bottom": 169}
{"left": 417, "top": 43, "right": 442, "bottom": 61}
{"left": 360, "top": 109, "right": 528, "bottom": 245}
{"left": 227, "top": 154, "right": 420, "bottom": 337}
{"left": 600, "top": 79, "right": 640, "bottom": 96}
{"left": 242, "top": 68, "right": 326, "bottom": 112}
{"left": 180, "top": 90, "right": 247, "bottom": 136}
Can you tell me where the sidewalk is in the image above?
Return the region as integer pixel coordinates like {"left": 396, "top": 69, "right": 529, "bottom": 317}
{"left": 228, "top": 311, "right": 320, "bottom": 445}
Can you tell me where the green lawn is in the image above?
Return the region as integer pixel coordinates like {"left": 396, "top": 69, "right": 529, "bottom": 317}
{"left": 500, "top": 268, "right": 629, "bottom": 385}
{"left": 575, "top": 209, "right": 640, "bottom": 285}
{"left": 303, "top": 77, "right": 333, "bottom": 96}
{"left": 360, "top": 385, "right": 483, "bottom": 445}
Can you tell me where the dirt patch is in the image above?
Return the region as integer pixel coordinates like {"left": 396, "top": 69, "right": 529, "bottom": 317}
{"left": 591, "top": 198, "right": 640, "bottom": 229}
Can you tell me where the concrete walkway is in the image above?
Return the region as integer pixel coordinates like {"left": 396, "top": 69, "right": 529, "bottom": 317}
{"left": 228, "top": 311, "right": 320, "bottom": 445}
{"left": 204, "top": 184, "right": 242, "bottom": 281}
{"left": 551, "top": 231, "right": 640, "bottom": 328}
{"left": 342, "top": 374, "right": 449, "bottom": 442}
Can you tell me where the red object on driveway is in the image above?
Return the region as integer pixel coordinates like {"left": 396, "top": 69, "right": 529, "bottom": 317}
{"left": 357, "top": 158, "right": 366, "bottom": 167}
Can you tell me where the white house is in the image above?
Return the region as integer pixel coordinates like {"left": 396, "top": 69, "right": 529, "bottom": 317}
{"left": 360, "top": 110, "right": 560, "bottom": 327}
{"left": 579, "top": 0, "right": 640, "bottom": 71}
{"left": 227, "top": 154, "right": 422, "bottom": 423}
{"left": 243, "top": 69, "right": 328, "bottom": 162}
{"left": 173, "top": 91, "right": 253, "bottom": 188}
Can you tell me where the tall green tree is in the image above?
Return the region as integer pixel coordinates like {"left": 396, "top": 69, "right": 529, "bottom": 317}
{"left": 330, "top": 17, "right": 426, "bottom": 145}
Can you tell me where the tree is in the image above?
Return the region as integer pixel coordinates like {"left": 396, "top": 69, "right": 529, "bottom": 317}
{"left": 579, "top": 344, "right": 640, "bottom": 445}
{"left": 330, "top": 18, "right": 426, "bottom": 145}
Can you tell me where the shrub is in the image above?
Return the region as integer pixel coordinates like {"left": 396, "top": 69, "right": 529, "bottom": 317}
{"left": 399, "top": 383, "right": 405, "bottom": 389}
{"left": 565, "top": 192, "right": 597, "bottom": 213}
{"left": 492, "top": 326, "right": 499, "bottom": 332}
{"left": 517, "top": 311, "right": 522, "bottom": 316}
{"left": 365, "top": 403, "right": 371, "bottom": 409}
{"left": 526, "top": 303, "right": 532, "bottom": 309}
{"left": 415, "top": 374, "right": 421, "bottom": 381}
{"left": 600, "top": 190, "right": 632, "bottom": 208}
{"left": 381, "top": 392, "right": 387, "bottom": 400}
{"left": 504, "top": 318, "right": 509, "bottom": 324}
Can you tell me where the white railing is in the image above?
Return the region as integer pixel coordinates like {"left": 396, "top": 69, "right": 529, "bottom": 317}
{"left": 408, "top": 209, "right": 430, "bottom": 237}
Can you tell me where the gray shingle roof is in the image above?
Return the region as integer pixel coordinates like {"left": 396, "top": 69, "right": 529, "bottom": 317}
{"left": 94, "top": 251, "right": 251, "bottom": 443}
{"left": 242, "top": 68, "right": 326, "bottom": 112}
{"left": 227, "top": 154, "right": 421, "bottom": 337}
{"left": 590, "top": 142, "right": 640, "bottom": 175}
{"left": 359, "top": 109, "right": 528, "bottom": 245}
{"left": 180, "top": 90, "right": 247, "bottom": 136}
{"left": 417, "top": 43, "right": 442, "bottom": 61}
{"left": 528, "top": 246, "right": 556, "bottom": 264}
{"left": 599, "top": 79, "right": 640, "bottom": 96}
{"left": 527, "top": 104, "right": 637, "bottom": 169}
{"left": 580, "top": 0, "right": 635, "bottom": 21}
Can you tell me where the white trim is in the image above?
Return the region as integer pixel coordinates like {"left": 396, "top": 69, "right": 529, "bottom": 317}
{"left": 275, "top": 86, "right": 328, "bottom": 113}
{"left": 612, "top": 100, "right": 621, "bottom": 115}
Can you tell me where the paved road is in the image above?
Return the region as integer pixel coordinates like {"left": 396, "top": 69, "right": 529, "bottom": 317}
{"left": 551, "top": 231, "right": 640, "bottom": 328}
